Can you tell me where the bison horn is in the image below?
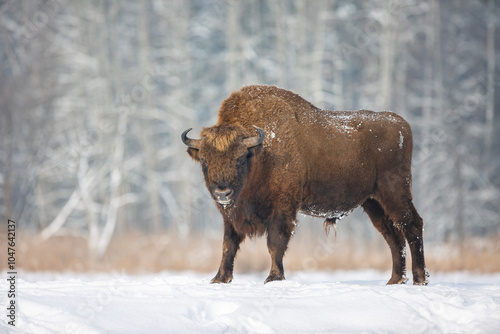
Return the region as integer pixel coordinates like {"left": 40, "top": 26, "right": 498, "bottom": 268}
{"left": 181, "top": 128, "right": 201, "bottom": 149}
{"left": 242, "top": 126, "right": 265, "bottom": 148}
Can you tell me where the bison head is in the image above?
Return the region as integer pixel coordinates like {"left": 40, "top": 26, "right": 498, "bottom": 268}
{"left": 182, "top": 124, "right": 265, "bottom": 208}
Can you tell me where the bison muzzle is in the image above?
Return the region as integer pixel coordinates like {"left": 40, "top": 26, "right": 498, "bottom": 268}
{"left": 182, "top": 85, "right": 429, "bottom": 285}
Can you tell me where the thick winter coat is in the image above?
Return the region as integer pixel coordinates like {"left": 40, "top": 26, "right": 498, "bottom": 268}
{"left": 182, "top": 85, "right": 428, "bottom": 285}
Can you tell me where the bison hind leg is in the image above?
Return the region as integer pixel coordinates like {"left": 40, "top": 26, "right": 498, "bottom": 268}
{"left": 362, "top": 198, "right": 408, "bottom": 285}
{"left": 373, "top": 190, "right": 428, "bottom": 285}
{"left": 400, "top": 200, "right": 429, "bottom": 285}
{"left": 323, "top": 218, "right": 337, "bottom": 238}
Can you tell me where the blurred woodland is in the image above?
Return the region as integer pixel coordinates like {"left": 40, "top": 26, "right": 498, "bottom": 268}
{"left": 1, "top": 0, "right": 499, "bottom": 270}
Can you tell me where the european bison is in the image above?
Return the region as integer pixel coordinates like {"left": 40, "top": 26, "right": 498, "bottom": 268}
{"left": 182, "top": 85, "right": 428, "bottom": 285}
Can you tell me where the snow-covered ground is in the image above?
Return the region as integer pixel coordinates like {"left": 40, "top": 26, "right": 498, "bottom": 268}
{"left": 2, "top": 270, "right": 500, "bottom": 334}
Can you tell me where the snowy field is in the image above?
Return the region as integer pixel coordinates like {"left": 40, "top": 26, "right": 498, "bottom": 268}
{"left": 2, "top": 270, "right": 500, "bottom": 334}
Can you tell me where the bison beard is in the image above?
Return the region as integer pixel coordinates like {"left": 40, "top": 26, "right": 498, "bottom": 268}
{"left": 182, "top": 85, "right": 429, "bottom": 285}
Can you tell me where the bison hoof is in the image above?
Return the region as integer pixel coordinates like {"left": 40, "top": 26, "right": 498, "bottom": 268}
{"left": 210, "top": 275, "right": 233, "bottom": 284}
{"left": 413, "top": 269, "right": 430, "bottom": 286}
{"left": 413, "top": 281, "right": 428, "bottom": 286}
{"left": 264, "top": 273, "right": 285, "bottom": 284}
{"left": 386, "top": 275, "right": 408, "bottom": 285}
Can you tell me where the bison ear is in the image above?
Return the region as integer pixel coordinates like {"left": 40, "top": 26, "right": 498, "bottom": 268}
{"left": 187, "top": 147, "right": 200, "bottom": 161}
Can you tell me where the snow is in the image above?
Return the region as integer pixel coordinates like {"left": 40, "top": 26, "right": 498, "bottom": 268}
{"left": 297, "top": 110, "right": 401, "bottom": 139}
{"left": 2, "top": 270, "right": 500, "bottom": 333}
{"left": 301, "top": 206, "right": 353, "bottom": 221}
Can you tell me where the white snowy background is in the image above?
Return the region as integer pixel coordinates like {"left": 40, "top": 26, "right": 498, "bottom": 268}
{"left": 1, "top": 270, "right": 500, "bottom": 333}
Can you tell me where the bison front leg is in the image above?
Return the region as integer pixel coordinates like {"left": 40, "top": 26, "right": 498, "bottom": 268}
{"left": 265, "top": 217, "right": 293, "bottom": 284}
{"left": 211, "top": 223, "right": 244, "bottom": 284}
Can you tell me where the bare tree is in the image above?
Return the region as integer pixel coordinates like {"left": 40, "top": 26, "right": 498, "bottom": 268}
{"left": 1, "top": 0, "right": 499, "bottom": 254}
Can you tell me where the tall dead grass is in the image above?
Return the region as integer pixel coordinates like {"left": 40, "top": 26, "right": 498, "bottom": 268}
{"left": 3, "top": 231, "right": 499, "bottom": 274}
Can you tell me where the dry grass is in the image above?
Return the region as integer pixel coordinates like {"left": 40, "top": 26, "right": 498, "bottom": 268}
{"left": 2, "top": 231, "right": 499, "bottom": 274}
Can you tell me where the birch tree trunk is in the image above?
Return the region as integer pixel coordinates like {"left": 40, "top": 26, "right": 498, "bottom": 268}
{"left": 419, "top": 0, "right": 437, "bottom": 199}
{"left": 138, "top": 0, "right": 162, "bottom": 232}
{"left": 96, "top": 110, "right": 128, "bottom": 257}
{"left": 485, "top": 0, "right": 496, "bottom": 156}
{"left": 227, "top": 2, "right": 241, "bottom": 92}
{"left": 295, "top": 1, "right": 307, "bottom": 94}
{"left": 312, "top": 0, "right": 327, "bottom": 108}
{"left": 432, "top": 0, "right": 443, "bottom": 116}
{"left": 272, "top": 0, "right": 287, "bottom": 88}
{"left": 94, "top": 0, "right": 125, "bottom": 257}
{"left": 39, "top": 190, "right": 81, "bottom": 240}
{"left": 379, "top": 9, "right": 396, "bottom": 110}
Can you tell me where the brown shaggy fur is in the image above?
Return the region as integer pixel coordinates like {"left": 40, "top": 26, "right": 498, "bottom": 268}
{"left": 183, "top": 85, "right": 428, "bottom": 285}
{"left": 202, "top": 125, "right": 243, "bottom": 152}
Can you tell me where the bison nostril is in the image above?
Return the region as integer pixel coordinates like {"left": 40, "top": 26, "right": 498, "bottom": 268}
{"left": 214, "top": 188, "right": 233, "bottom": 200}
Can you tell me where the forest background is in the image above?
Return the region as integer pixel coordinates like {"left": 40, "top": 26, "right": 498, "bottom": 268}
{"left": 1, "top": 0, "right": 499, "bottom": 274}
